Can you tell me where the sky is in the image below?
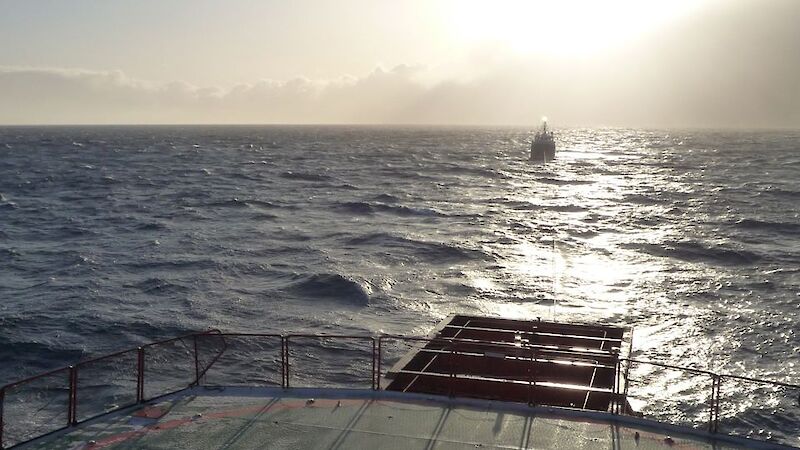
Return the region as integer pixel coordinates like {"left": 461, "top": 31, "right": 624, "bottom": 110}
{"left": 0, "top": 0, "right": 799, "bottom": 127}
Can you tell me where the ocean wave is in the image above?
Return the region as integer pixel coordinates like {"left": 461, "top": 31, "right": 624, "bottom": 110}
{"left": 286, "top": 273, "right": 371, "bottom": 305}
{"left": 372, "top": 193, "right": 401, "bottom": 203}
{"left": 733, "top": 218, "right": 800, "bottom": 235}
{"left": 545, "top": 204, "right": 588, "bottom": 213}
{"left": 51, "top": 225, "right": 98, "bottom": 237}
{"left": 536, "top": 177, "right": 595, "bottom": 186}
{"left": 334, "top": 201, "right": 447, "bottom": 217}
{"left": 442, "top": 164, "right": 505, "bottom": 179}
{"left": 122, "top": 258, "right": 219, "bottom": 271}
{"left": 343, "top": 232, "right": 492, "bottom": 262}
{"left": 756, "top": 188, "right": 800, "bottom": 199}
{"left": 19, "top": 249, "right": 94, "bottom": 269}
{"left": 378, "top": 170, "right": 438, "bottom": 181}
{"left": 336, "top": 201, "right": 374, "bottom": 215}
{"left": 280, "top": 171, "right": 333, "bottom": 182}
{"left": 251, "top": 212, "right": 279, "bottom": 220}
{"left": 504, "top": 200, "right": 537, "bottom": 210}
{"left": 134, "top": 221, "right": 169, "bottom": 231}
{"left": 125, "top": 277, "right": 190, "bottom": 295}
{"left": 624, "top": 193, "right": 665, "bottom": 205}
{"left": 380, "top": 204, "right": 446, "bottom": 217}
{"left": 204, "top": 198, "right": 282, "bottom": 209}
{"left": 225, "top": 171, "right": 263, "bottom": 181}
{"left": 566, "top": 228, "right": 599, "bottom": 238}
{"left": 208, "top": 198, "right": 251, "bottom": 208}
{"left": 242, "top": 245, "right": 322, "bottom": 259}
{"left": 247, "top": 199, "right": 282, "bottom": 209}
{"left": 244, "top": 160, "right": 272, "bottom": 166}
{"left": 623, "top": 240, "right": 762, "bottom": 265}
{"left": 0, "top": 192, "right": 18, "bottom": 209}
{"left": 0, "top": 247, "right": 21, "bottom": 259}
{"left": 334, "top": 183, "right": 359, "bottom": 190}
{"left": 503, "top": 201, "right": 586, "bottom": 213}
{"left": 0, "top": 339, "right": 86, "bottom": 374}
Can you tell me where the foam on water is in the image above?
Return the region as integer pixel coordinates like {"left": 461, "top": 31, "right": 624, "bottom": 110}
{"left": 1, "top": 125, "right": 799, "bottom": 443}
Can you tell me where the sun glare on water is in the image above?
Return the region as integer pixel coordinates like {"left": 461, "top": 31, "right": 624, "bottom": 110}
{"left": 447, "top": 0, "right": 702, "bottom": 55}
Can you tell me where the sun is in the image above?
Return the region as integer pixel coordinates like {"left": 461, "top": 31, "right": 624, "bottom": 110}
{"left": 446, "top": 0, "right": 703, "bottom": 56}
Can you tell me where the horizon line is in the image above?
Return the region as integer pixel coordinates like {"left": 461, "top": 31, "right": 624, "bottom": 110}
{"left": 1, "top": 122, "right": 798, "bottom": 132}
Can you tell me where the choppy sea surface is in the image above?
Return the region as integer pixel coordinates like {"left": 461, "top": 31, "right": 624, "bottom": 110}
{"left": 1, "top": 126, "right": 799, "bottom": 444}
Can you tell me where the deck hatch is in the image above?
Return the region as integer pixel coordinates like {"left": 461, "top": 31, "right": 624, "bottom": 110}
{"left": 385, "top": 314, "right": 628, "bottom": 411}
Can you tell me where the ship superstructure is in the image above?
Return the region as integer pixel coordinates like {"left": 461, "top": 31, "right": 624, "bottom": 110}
{"left": 531, "top": 120, "right": 556, "bottom": 162}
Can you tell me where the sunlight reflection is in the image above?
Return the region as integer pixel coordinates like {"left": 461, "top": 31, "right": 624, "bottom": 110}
{"left": 447, "top": 0, "right": 703, "bottom": 55}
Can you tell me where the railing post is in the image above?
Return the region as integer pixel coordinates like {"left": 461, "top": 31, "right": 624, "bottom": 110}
{"left": 533, "top": 346, "right": 540, "bottom": 406}
{"left": 73, "top": 366, "right": 79, "bottom": 425}
{"left": 527, "top": 345, "right": 534, "bottom": 406}
{"left": 714, "top": 375, "right": 722, "bottom": 433}
{"left": 279, "top": 336, "right": 284, "bottom": 389}
{"left": 376, "top": 337, "right": 383, "bottom": 391}
{"left": 282, "top": 336, "right": 290, "bottom": 389}
{"left": 622, "top": 358, "right": 632, "bottom": 414}
{"left": 68, "top": 366, "right": 77, "bottom": 426}
{"left": 1, "top": 387, "right": 6, "bottom": 450}
{"left": 448, "top": 344, "right": 455, "bottom": 398}
{"left": 193, "top": 334, "right": 200, "bottom": 386}
{"left": 709, "top": 374, "right": 718, "bottom": 433}
{"left": 612, "top": 359, "right": 619, "bottom": 415}
{"left": 137, "top": 347, "right": 145, "bottom": 403}
{"left": 371, "top": 338, "right": 377, "bottom": 391}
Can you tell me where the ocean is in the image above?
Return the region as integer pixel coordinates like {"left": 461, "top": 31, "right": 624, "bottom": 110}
{"left": 1, "top": 125, "right": 798, "bottom": 444}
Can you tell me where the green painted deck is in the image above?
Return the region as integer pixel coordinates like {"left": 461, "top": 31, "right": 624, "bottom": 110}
{"left": 19, "top": 387, "right": 779, "bottom": 450}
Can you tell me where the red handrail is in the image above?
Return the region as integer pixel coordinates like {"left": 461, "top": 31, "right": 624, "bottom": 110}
{"left": 1, "top": 331, "right": 798, "bottom": 449}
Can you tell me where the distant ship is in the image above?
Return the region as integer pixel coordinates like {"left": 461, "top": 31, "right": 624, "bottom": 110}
{"left": 531, "top": 119, "right": 556, "bottom": 162}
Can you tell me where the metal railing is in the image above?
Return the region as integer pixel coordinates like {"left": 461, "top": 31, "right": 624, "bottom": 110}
{"left": 0, "top": 330, "right": 225, "bottom": 448}
{"left": 1, "top": 331, "right": 798, "bottom": 448}
{"left": 620, "top": 358, "right": 800, "bottom": 442}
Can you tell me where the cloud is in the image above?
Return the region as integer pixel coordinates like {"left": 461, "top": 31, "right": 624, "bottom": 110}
{"left": 0, "top": 65, "right": 434, "bottom": 125}
{"left": 1, "top": 0, "right": 799, "bottom": 127}
{"left": 2, "top": 0, "right": 800, "bottom": 131}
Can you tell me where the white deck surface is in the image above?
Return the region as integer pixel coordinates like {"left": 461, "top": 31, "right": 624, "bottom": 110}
{"left": 20, "top": 387, "right": 789, "bottom": 449}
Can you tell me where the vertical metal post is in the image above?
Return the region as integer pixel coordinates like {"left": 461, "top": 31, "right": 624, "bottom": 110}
{"left": 376, "top": 338, "right": 383, "bottom": 391}
{"left": 532, "top": 347, "right": 538, "bottom": 406}
{"left": 708, "top": 375, "right": 718, "bottom": 432}
{"left": 283, "top": 336, "right": 290, "bottom": 389}
{"left": 527, "top": 346, "right": 534, "bottom": 406}
{"left": 714, "top": 376, "right": 721, "bottom": 433}
{"left": 612, "top": 359, "right": 619, "bottom": 415}
{"left": 528, "top": 334, "right": 539, "bottom": 407}
{"left": 1, "top": 387, "right": 6, "bottom": 450}
{"left": 68, "top": 366, "right": 77, "bottom": 426}
{"left": 279, "top": 336, "right": 285, "bottom": 389}
{"left": 371, "top": 338, "right": 377, "bottom": 390}
{"left": 448, "top": 345, "right": 455, "bottom": 398}
{"left": 193, "top": 335, "right": 200, "bottom": 386}
{"left": 67, "top": 368, "right": 73, "bottom": 426}
{"left": 616, "top": 359, "right": 624, "bottom": 414}
{"left": 137, "top": 347, "right": 145, "bottom": 403}
{"left": 622, "top": 358, "right": 632, "bottom": 414}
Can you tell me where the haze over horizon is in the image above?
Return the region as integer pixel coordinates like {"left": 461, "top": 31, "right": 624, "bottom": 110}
{"left": 1, "top": 0, "right": 799, "bottom": 128}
